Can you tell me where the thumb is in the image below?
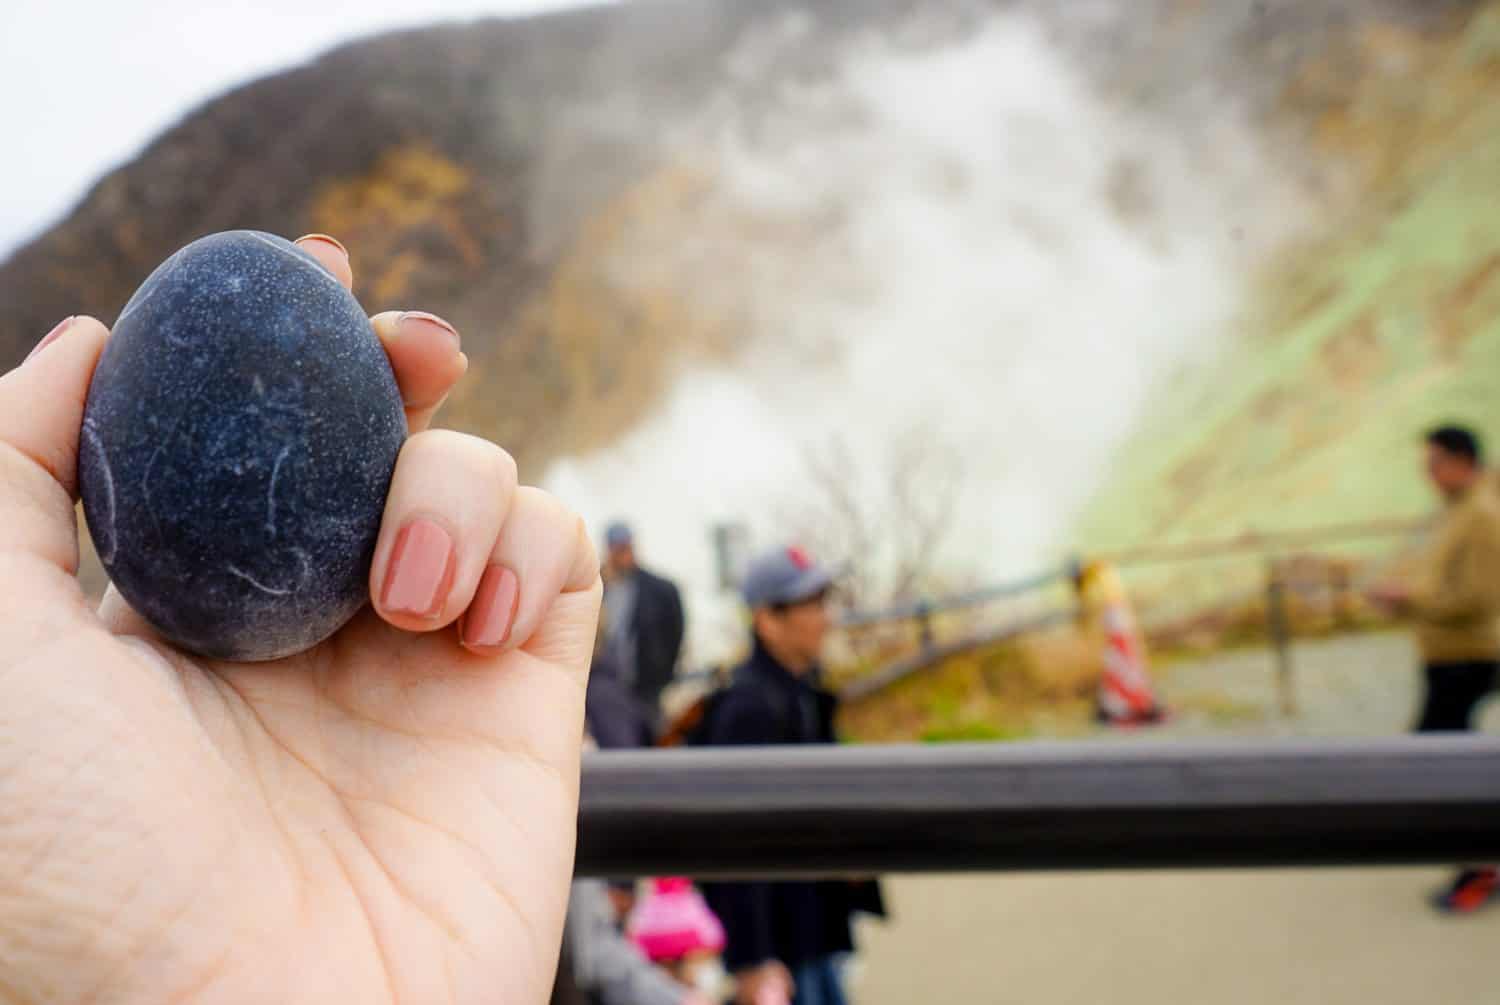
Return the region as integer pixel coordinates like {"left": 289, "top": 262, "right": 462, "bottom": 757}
{"left": 0, "top": 316, "right": 110, "bottom": 626}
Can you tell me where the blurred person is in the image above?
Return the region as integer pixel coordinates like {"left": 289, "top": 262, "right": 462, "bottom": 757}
{"left": 557, "top": 876, "right": 715, "bottom": 1005}
{"left": 587, "top": 601, "right": 655, "bottom": 749}
{"left": 602, "top": 521, "right": 686, "bottom": 738}
{"left": 699, "top": 546, "right": 884, "bottom": 1005}
{"left": 581, "top": 612, "right": 653, "bottom": 923}
{"left": 626, "top": 877, "right": 728, "bottom": 996}
{"left": 1368, "top": 424, "right": 1500, "bottom": 914}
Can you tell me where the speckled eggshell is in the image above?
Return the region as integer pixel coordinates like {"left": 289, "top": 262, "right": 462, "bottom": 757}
{"left": 79, "top": 230, "right": 407, "bottom": 661}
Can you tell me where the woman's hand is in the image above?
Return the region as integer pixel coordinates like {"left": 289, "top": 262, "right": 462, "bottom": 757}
{"left": 0, "top": 235, "right": 600, "bottom": 1004}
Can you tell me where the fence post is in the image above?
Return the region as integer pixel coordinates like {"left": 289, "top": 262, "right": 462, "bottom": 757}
{"left": 916, "top": 599, "right": 935, "bottom": 654}
{"left": 1266, "top": 558, "right": 1296, "bottom": 718}
{"left": 1330, "top": 562, "right": 1355, "bottom": 629}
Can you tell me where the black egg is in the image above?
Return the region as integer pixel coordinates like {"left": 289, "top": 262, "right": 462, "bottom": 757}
{"left": 79, "top": 230, "right": 407, "bottom": 661}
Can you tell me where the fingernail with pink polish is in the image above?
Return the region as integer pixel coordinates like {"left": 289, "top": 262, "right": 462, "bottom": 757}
{"left": 294, "top": 233, "right": 349, "bottom": 261}
{"left": 382, "top": 519, "right": 455, "bottom": 618}
{"left": 462, "top": 564, "right": 520, "bottom": 649}
{"left": 399, "top": 311, "right": 461, "bottom": 349}
{"left": 25, "top": 317, "right": 75, "bottom": 364}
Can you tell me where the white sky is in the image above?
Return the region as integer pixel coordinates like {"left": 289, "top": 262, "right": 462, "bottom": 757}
{"left": 0, "top": 0, "right": 608, "bottom": 259}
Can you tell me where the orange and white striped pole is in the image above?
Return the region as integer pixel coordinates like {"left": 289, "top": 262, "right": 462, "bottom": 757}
{"left": 1074, "top": 560, "right": 1165, "bottom": 726}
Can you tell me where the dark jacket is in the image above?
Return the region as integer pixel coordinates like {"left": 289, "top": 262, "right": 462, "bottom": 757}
{"left": 700, "top": 641, "right": 884, "bottom": 972}
{"left": 618, "top": 567, "right": 686, "bottom": 715}
{"left": 584, "top": 651, "right": 653, "bottom": 750}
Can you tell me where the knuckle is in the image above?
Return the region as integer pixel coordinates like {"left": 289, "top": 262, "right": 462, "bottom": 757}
{"left": 402, "top": 427, "right": 481, "bottom": 462}
{"left": 491, "top": 446, "right": 519, "bottom": 490}
{"left": 516, "top": 485, "right": 571, "bottom": 527}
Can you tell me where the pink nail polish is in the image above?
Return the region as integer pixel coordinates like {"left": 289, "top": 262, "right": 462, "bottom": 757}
{"left": 25, "top": 317, "right": 75, "bottom": 364}
{"left": 294, "top": 233, "right": 349, "bottom": 260}
{"left": 382, "top": 519, "right": 455, "bottom": 618}
{"left": 399, "top": 310, "right": 461, "bottom": 348}
{"left": 462, "top": 565, "right": 520, "bottom": 648}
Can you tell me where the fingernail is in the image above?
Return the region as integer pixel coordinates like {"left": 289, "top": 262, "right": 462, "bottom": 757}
{"left": 462, "top": 564, "right": 521, "bottom": 649}
{"left": 399, "top": 310, "right": 461, "bottom": 349}
{"left": 382, "top": 519, "right": 455, "bottom": 619}
{"left": 25, "top": 317, "right": 74, "bottom": 364}
{"left": 294, "top": 233, "right": 349, "bottom": 260}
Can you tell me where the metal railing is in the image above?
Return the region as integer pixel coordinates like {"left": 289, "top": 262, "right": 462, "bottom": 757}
{"left": 832, "top": 517, "right": 1425, "bottom": 635}
{"left": 1098, "top": 518, "right": 1426, "bottom": 569}
{"left": 837, "top": 610, "right": 1071, "bottom": 701}
{"left": 836, "top": 568, "right": 1067, "bottom": 629}
{"left": 824, "top": 517, "right": 1430, "bottom": 704}
{"left": 576, "top": 737, "right": 1500, "bottom": 878}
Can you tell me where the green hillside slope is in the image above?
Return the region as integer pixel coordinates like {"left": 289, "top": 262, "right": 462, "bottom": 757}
{"left": 1077, "top": 8, "right": 1500, "bottom": 555}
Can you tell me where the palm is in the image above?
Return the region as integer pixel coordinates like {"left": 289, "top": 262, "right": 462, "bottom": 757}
{"left": 10, "top": 595, "right": 589, "bottom": 1003}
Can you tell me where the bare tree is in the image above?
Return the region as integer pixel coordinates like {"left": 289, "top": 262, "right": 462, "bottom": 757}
{"left": 780, "top": 420, "right": 965, "bottom": 613}
{"left": 884, "top": 422, "right": 964, "bottom": 603}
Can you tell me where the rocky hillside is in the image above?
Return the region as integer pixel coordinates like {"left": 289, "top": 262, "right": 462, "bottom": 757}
{"left": 0, "top": 0, "right": 1476, "bottom": 483}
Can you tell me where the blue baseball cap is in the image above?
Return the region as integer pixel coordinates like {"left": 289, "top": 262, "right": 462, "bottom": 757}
{"left": 741, "top": 545, "right": 839, "bottom": 608}
{"left": 604, "top": 521, "right": 633, "bottom": 549}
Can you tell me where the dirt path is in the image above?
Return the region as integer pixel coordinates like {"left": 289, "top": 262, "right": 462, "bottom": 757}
{"left": 846, "top": 632, "right": 1500, "bottom": 1004}
{"left": 850, "top": 869, "right": 1498, "bottom": 1005}
{"left": 1153, "top": 631, "right": 1500, "bottom": 735}
{"left": 1158, "top": 632, "right": 1420, "bottom": 735}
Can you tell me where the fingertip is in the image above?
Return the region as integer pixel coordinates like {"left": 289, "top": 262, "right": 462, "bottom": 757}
{"left": 372, "top": 311, "right": 468, "bottom": 431}
{"left": 368, "top": 431, "right": 519, "bottom": 635}
{"left": 0, "top": 312, "right": 113, "bottom": 532}
{"left": 371, "top": 515, "right": 459, "bottom": 632}
{"left": 478, "top": 488, "right": 596, "bottom": 656}
{"left": 370, "top": 310, "right": 403, "bottom": 345}
{"left": 11, "top": 314, "right": 108, "bottom": 385}
{"left": 458, "top": 562, "right": 521, "bottom": 655}
{"left": 68, "top": 317, "right": 112, "bottom": 362}
{"left": 398, "top": 311, "right": 460, "bottom": 349}
{"left": 71, "top": 315, "right": 111, "bottom": 339}
{"left": 294, "top": 234, "right": 353, "bottom": 290}
{"left": 22, "top": 314, "right": 109, "bottom": 365}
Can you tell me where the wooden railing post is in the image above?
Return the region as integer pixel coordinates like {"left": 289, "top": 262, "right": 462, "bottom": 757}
{"left": 1266, "top": 558, "right": 1296, "bottom": 718}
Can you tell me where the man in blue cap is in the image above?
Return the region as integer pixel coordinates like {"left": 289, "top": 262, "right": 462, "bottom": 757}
{"left": 700, "top": 545, "right": 881, "bottom": 1005}
{"left": 594, "top": 520, "right": 685, "bottom": 745}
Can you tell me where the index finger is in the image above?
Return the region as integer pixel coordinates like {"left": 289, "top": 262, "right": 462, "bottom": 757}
{"left": 292, "top": 234, "right": 353, "bottom": 290}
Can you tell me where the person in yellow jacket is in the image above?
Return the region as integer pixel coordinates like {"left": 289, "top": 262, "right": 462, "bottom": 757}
{"left": 1368, "top": 425, "right": 1500, "bottom": 914}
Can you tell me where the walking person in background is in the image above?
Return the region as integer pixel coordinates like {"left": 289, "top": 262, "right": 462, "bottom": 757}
{"left": 1368, "top": 424, "right": 1500, "bottom": 914}
{"left": 700, "top": 546, "right": 884, "bottom": 1005}
{"left": 602, "top": 521, "right": 686, "bottom": 740}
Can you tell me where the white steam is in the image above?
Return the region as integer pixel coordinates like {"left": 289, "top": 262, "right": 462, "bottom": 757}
{"left": 543, "top": 12, "right": 1315, "bottom": 664}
